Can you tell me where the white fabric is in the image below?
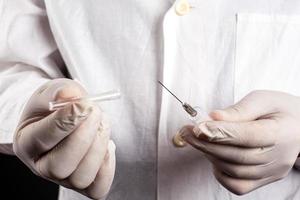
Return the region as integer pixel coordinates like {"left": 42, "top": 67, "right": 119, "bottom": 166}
{"left": 1, "top": 0, "right": 300, "bottom": 199}
{"left": 0, "top": 0, "right": 64, "bottom": 145}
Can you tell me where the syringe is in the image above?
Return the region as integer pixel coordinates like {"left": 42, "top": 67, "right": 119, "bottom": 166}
{"left": 158, "top": 81, "right": 210, "bottom": 147}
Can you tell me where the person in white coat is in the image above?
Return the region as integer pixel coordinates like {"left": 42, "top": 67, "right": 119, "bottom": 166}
{"left": 1, "top": 0, "right": 300, "bottom": 199}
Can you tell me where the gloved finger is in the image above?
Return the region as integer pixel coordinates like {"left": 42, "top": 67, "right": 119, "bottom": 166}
{"left": 67, "top": 120, "right": 110, "bottom": 189}
{"left": 181, "top": 127, "right": 274, "bottom": 165}
{"left": 36, "top": 105, "right": 102, "bottom": 180}
{"left": 206, "top": 155, "right": 271, "bottom": 180}
{"left": 84, "top": 140, "right": 116, "bottom": 200}
{"left": 193, "top": 119, "right": 278, "bottom": 147}
{"left": 213, "top": 167, "right": 275, "bottom": 195}
{"left": 14, "top": 101, "right": 93, "bottom": 160}
{"left": 209, "top": 90, "right": 284, "bottom": 122}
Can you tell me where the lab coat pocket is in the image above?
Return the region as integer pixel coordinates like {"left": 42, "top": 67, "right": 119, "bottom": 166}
{"left": 234, "top": 13, "right": 300, "bottom": 102}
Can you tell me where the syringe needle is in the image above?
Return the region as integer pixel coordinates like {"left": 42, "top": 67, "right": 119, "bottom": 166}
{"left": 157, "top": 81, "right": 198, "bottom": 117}
{"left": 158, "top": 81, "right": 183, "bottom": 105}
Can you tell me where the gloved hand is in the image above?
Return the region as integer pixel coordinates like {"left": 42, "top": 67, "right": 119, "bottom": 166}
{"left": 181, "top": 90, "right": 300, "bottom": 195}
{"left": 13, "top": 79, "right": 116, "bottom": 200}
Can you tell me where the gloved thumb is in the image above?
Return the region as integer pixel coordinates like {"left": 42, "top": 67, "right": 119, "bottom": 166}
{"left": 20, "top": 78, "right": 87, "bottom": 120}
{"left": 209, "top": 91, "right": 277, "bottom": 122}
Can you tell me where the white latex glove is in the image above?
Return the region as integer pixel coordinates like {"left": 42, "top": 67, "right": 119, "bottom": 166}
{"left": 13, "top": 79, "right": 116, "bottom": 200}
{"left": 181, "top": 90, "right": 300, "bottom": 195}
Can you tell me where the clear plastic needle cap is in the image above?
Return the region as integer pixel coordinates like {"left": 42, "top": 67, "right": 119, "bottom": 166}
{"left": 49, "top": 89, "right": 121, "bottom": 111}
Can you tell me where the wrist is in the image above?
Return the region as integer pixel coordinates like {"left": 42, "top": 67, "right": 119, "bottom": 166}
{"left": 0, "top": 144, "right": 14, "bottom": 155}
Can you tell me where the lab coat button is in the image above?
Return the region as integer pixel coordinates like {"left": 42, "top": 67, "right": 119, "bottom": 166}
{"left": 175, "top": 0, "right": 191, "bottom": 16}
{"left": 172, "top": 131, "right": 187, "bottom": 147}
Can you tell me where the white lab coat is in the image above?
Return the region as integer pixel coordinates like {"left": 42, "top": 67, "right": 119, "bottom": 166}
{"left": 1, "top": 0, "right": 300, "bottom": 199}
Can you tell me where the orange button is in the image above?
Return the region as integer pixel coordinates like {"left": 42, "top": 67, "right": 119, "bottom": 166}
{"left": 172, "top": 131, "right": 187, "bottom": 147}
{"left": 175, "top": 0, "right": 191, "bottom": 16}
